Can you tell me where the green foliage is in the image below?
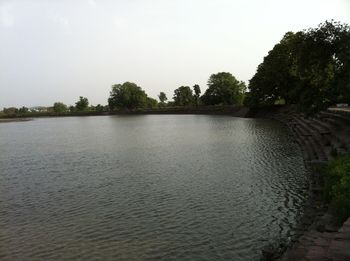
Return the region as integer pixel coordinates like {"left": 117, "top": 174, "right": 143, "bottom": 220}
{"left": 158, "top": 92, "right": 167, "bottom": 103}
{"left": 18, "top": 106, "right": 29, "bottom": 114}
{"left": 166, "top": 101, "right": 175, "bottom": 107}
{"left": 75, "top": 96, "right": 89, "bottom": 111}
{"left": 94, "top": 104, "right": 105, "bottom": 112}
{"left": 3, "top": 106, "right": 30, "bottom": 115}
{"left": 322, "top": 155, "right": 350, "bottom": 222}
{"left": 173, "top": 86, "right": 194, "bottom": 106}
{"left": 201, "top": 72, "right": 246, "bottom": 105}
{"left": 3, "top": 107, "right": 19, "bottom": 115}
{"left": 146, "top": 97, "right": 158, "bottom": 109}
{"left": 193, "top": 84, "right": 201, "bottom": 106}
{"left": 108, "top": 82, "right": 148, "bottom": 110}
{"left": 69, "top": 105, "right": 76, "bottom": 113}
{"left": 53, "top": 102, "right": 68, "bottom": 113}
{"left": 248, "top": 20, "right": 350, "bottom": 114}
{"left": 248, "top": 32, "right": 302, "bottom": 107}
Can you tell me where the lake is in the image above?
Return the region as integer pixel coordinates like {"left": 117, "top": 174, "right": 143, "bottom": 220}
{"left": 0, "top": 115, "right": 308, "bottom": 260}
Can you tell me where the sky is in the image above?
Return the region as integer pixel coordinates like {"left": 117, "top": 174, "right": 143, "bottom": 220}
{"left": 0, "top": 0, "right": 349, "bottom": 108}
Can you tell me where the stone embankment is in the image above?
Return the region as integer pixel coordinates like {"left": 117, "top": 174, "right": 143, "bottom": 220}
{"left": 253, "top": 106, "right": 350, "bottom": 260}
{"left": 254, "top": 106, "right": 350, "bottom": 163}
{"left": 282, "top": 217, "right": 350, "bottom": 261}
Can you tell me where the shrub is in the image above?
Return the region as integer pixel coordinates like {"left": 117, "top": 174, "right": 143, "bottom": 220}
{"left": 322, "top": 154, "right": 350, "bottom": 222}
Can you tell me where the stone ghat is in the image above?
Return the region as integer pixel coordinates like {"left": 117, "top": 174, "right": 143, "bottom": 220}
{"left": 281, "top": 217, "right": 350, "bottom": 261}
{"left": 253, "top": 106, "right": 350, "bottom": 260}
{"left": 253, "top": 105, "right": 350, "bottom": 199}
{"left": 268, "top": 106, "right": 350, "bottom": 163}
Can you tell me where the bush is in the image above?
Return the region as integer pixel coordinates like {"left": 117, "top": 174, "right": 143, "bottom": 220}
{"left": 322, "top": 154, "right": 350, "bottom": 222}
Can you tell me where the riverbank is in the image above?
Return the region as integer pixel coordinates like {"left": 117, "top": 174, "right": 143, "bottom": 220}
{"left": 0, "top": 105, "right": 250, "bottom": 119}
{"left": 251, "top": 105, "right": 350, "bottom": 260}
{"left": 0, "top": 118, "right": 32, "bottom": 123}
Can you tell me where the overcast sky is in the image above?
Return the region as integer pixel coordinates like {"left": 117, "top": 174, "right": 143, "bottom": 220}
{"left": 0, "top": 0, "right": 349, "bottom": 108}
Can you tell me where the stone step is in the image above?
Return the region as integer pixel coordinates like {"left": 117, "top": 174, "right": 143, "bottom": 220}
{"left": 320, "top": 111, "right": 350, "bottom": 125}
{"left": 292, "top": 127, "right": 314, "bottom": 161}
{"left": 292, "top": 118, "right": 331, "bottom": 159}
{"left": 301, "top": 121, "right": 334, "bottom": 148}
{"left": 307, "top": 136, "right": 328, "bottom": 161}
{"left": 302, "top": 117, "right": 331, "bottom": 135}
{"left": 323, "top": 118, "right": 344, "bottom": 130}
{"left": 291, "top": 120, "right": 313, "bottom": 137}
{"left": 311, "top": 117, "right": 335, "bottom": 131}
{"left": 312, "top": 118, "right": 350, "bottom": 149}
{"left": 293, "top": 117, "right": 320, "bottom": 136}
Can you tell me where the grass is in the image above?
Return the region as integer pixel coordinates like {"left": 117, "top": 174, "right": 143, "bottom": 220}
{"left": 322, "top": 154, "right": 350, "bottom": 222}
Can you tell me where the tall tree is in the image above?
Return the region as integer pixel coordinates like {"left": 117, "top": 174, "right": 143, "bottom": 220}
{"left": 108, "top": 82, "right": 148, "bottom": 110}
{"left": 248, "top": 20, "right": 350, "bottom": 114}
{"left": 146, "top": 97, "right": 158, "bottom": 109}
{"left": 173, "top": 86, "right": 194, "bottom": 106}
{"left": 3, "top": 107, "right": 18, "bottom": 115}
{"left": 201, "top": 72, "right": 245, "bottom": 105}
{"left": 158, "top": 92, "right": 167, "bottom": 104}
{"left": 248, "top": 32, "right": 302, "bottom": 107}
{"left": 94, "top": 104, "right": 105, "bottom": 112}
{"left": 293, "top": 21, "right": 350, "bottom": 113}
{"left": 75, "top": 96, "right": 89, "bottom": 111}
{"left": 18, "top": 106, "right": 29, "bottom": 114}
{"left": 53, "top": 102, "right": 68, "bottom": 113}
{"left": 193, "top": 84, "right": 201, "bottom": 106}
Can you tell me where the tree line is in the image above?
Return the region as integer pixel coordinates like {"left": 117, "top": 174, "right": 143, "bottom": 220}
{"left": 246, "top": 20, "right": 350, "bottom": 114}
{"left": 1, "top": 72, "right": 247, "bottom": 115}
{"left": 2, "top": 20, "right": 349, "bottom": 116}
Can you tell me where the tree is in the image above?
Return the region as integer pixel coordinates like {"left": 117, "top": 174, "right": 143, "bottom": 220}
{"left": 18, "top": 106, "right": 29, "bottom": 114}
{"left": 53, "top": 102, "right": 68, "bottom": 113}
{"left": 75, "top": 96, "right": 89, "bottom": 111}
{"left": 335, "top": 22, "right": 350, "bottom": 103}
{"left": 69, "top": 105, "right": 76, "bottom": 113}
{"left": 146, "top": 97, "right": 158, "bottom": 109}
{"left": 173, "top": 86, "right": 194, "bottom": 106}
{"left": 201, "top": 72, "right": 245, "bottom": 105}
{"left": 248, "top": 32, "right": 302, "bottom": 107}
{"left": 3, "top": 107, "right": 18, "bottom": 115}
{"left": 236, "top": 81, "right": 247, "bottom": 105}
{"left": 193, "top": 84, "right": 201, "bottom": 106}
{"left": 293, "top": 21, "right": 350, "bottom": 113}
{"left": 108, "top": 82, "right": 147, "bottom": 110}
{"left": 158, "top": 92, "right": 167, "bottom": 103}
{"left": 248, "top": 20, "right": 350, "bottom": 114}
{"left": 94, "top": 104, "right": 105, "bottom": 112}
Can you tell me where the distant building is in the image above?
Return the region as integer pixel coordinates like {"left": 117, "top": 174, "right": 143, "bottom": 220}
{"left": 29, "top": 106, "right": 49, "bottom": 112}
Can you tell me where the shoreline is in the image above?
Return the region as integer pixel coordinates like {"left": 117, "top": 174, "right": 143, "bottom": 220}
{"left": 0, "top": 118, "right": 32, "bottom": 123}
{"left": 0, "top": 106, "right": 250, "bottom": 119}
{"left": 255, "top": 106, "right": 349, "bottom": 260}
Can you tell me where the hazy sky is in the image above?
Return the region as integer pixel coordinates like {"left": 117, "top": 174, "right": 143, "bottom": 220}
{"left": 0, "top": 0, "right": 349, "bottom": 108}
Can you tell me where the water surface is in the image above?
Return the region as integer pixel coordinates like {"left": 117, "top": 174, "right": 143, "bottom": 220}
{"left": 0, "top": 115, "right": 308, "bottom": 260}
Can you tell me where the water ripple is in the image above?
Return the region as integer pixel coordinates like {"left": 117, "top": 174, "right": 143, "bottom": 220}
{"left": 0, "top": 115, "right": 308, "bottom": 260}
